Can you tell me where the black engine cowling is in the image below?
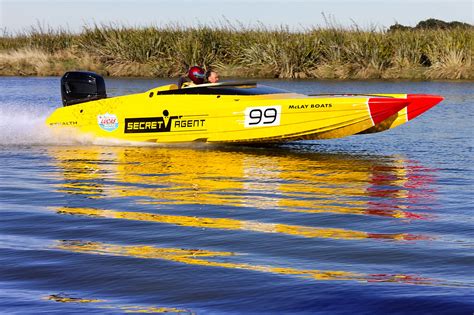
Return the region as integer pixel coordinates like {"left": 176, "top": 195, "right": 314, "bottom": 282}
{"left": 61, "top": 71, "right": 107, "bottom": 106}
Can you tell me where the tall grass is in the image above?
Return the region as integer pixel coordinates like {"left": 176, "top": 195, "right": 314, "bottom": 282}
{"left": 0, "top": 23, "right": 472, "bottom": 79}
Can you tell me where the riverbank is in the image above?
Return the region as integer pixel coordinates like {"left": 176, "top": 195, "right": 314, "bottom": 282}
{"left": 0, "top": 25, "right": 472, "bottom": 80}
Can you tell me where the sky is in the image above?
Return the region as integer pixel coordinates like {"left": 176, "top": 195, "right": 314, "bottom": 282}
{"left": 1, "top": 0, "right": 472, "bottom": 33}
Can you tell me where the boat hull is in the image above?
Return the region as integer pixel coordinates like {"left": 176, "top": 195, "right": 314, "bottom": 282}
{"left": 46, "top": 89, "right": 410, "bottom": 144}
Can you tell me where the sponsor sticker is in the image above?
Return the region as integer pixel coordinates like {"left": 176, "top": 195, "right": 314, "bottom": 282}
{"left": 98, "top": 113, "right": 118, "bottom": 132}
{"left": 124, "top": 110, "right": 207, "bottom": 133}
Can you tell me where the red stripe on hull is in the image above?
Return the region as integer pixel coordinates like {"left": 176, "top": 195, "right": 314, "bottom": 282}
{"left": 406, "top": 94, "right": 444, "bottom": 121}
{"left": 368, "top": 98, "right": 409, "bottom": 125}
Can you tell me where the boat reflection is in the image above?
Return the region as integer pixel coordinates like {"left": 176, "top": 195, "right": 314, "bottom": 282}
{"left": 43, "top": 146, "right": 445, "bottom": 289}
{"left": 45, "top": 293, "right": 104, "bottom": 304}
{"left": 51, "top": 148, "right": 118, "bottom": 198}
{"left": 44, "top": 292, "right": 190, "bottom": 313}
{"left": 54, "top": 240, "right": 443, "bottom": 286}
{"left": 51, "top": 206, "right": 424, "bottom": 241}
{"left": 48, "top": 145, "right": 435, "bottom": 221}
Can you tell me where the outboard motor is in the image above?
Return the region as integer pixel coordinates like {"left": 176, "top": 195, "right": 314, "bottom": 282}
{"left": 61, "top": 71, "right": 107, "bottom": 106}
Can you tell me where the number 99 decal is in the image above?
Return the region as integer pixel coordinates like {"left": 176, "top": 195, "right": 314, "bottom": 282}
{"left": 244, "top": 106, "right": 281, "bottom": 128}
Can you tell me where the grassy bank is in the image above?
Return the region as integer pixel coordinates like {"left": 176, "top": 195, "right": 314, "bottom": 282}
{"left": 0, "top": 24, "right": 472, "bottom": 80}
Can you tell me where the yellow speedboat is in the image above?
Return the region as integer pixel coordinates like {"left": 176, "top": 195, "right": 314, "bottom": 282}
{"left": 46, "top": 72, "right": 443, "bottom": 143}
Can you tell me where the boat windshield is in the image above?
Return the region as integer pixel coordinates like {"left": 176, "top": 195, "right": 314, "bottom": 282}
{"left": 157, "top": 84, "right": 291, "bottom": 96}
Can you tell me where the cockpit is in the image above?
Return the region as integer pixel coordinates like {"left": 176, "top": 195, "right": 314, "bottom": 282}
{"left": 157, "top": 82, "right": 291, "bottom": 96}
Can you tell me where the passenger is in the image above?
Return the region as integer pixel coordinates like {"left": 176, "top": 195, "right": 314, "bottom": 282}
{"left": 178, "top": 66, "right": 205, "bottom": 89}
{"left": 205, "top": 69, "right": 220, "bottom": 84}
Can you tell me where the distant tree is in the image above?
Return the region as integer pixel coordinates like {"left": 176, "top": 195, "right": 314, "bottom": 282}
{"left": 447, "top": 21, "right": 473, "bottom": 29}
{"left": 388, "top": 23, "right": 412, "bottom": 32}
{"left": 388, "top": 18, "right": 472, "bottom": 31}
{"left": 416, "top": 18, "right": 450, "bottom": 29}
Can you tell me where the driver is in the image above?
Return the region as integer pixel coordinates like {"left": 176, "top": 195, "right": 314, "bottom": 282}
{"left": 178, "top": 66, "right": 206, "bottom": 89}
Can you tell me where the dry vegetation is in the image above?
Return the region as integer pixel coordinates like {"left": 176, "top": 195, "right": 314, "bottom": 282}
{"left": 0, "top": 23, "right": 472, "bottom": 79}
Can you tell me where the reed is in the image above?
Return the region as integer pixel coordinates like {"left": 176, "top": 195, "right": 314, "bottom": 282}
{"left": 0, "top": 23, "right": 472, "bottom": 79}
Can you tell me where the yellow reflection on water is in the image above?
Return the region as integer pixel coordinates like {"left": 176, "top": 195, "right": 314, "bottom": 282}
{"left": 111, "top": 306, "right": 190, "bottom": 313}
{"left": 44, "top": 292, "right": 190, "bottom": 313}
{"left": 45, "top": 293, "right": 104, "bottom": 303}
{"left": 52, "top": 206, "right": 425, "bottom": 241}
{"left": 51, "top": 148, "right": 118, "bottom": 198}
{"left": 54, "top": 240, "right": 441, "bottom": 286}
{"left": 48, "top": 146, "right": 434, "bottom": 221}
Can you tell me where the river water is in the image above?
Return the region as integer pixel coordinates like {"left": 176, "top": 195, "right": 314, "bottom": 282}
{"left": 0, "top": 77, "right": 473, "bottom": 314}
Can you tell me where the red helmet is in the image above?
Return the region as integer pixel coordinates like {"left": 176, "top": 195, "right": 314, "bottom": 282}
{"left": 187, "top": 66, "right": 205, "bottom": 84}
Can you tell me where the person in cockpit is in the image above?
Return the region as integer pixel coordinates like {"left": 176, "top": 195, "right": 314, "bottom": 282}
{"left": 178, "top": 66, "right": 206, "bottom": 89}
{"left": 205, "top": 69, "right": 220, "bottom": 84}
